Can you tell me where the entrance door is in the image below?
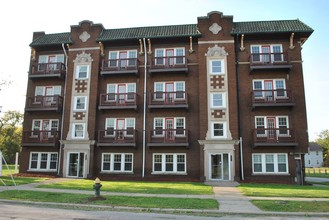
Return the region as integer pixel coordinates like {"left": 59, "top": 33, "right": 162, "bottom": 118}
{"left": 165, "top": 83, "right": 174, "bottom": 104}
{"left": 165, "top": 118, "right": 174, "bottom": 142}
{"left": 116, "top": 119, "right": 125, "bottom": 141}
{"left": 210, "top": 153, "right": 230, "bottom": 180}
{"left": 68, "top": 152, "right": 85, "bottom": 178}
{"left": 264, "top": 80, "right": 273, "bottom": 101}
{"left": 267, "top": 117, "right": 276, "bottom": 140}
{"left": 166, "top": 49, "right": 174, "bottom": 66}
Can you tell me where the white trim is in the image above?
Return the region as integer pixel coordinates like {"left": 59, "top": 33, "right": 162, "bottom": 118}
{"left": 76, "top": 65, "right": 89, "bottom": 79}
{"left": 252, "top": 153, "right": 289, "bottom": 174}
{"left": 211, "top": 122, "right": 227, "bottom": 138}
{"left": 152, "top": 153, "right": 187, "bottom": 174}
{"left": 101, "top": 153, "right": 133, "bottom": 173}
{"left": 73, "top": 96, "right": 87, "bottom": 111}
{"left": 72, "top": 123, "right": 86, "bottom": 139}
{"left": 210, "top": 92, "right": 226, "bottom": 108}
{"left": 29, "top": 152, "right": 58, "bottom": 171}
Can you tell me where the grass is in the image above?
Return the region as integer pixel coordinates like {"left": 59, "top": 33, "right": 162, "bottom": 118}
{"left": 252, "top": 200, "right": 329, "bottom": 212}
{"left": 238, "top": 183, "right": 329, "bottom": 198}
{"left": 0, "top": 176, "right": 49, "bottom": 186}
{"left": 305, "top": 167, "right": 329, "bottom": 178}
{"left": 0, "top": 190, "right": 218, "bottom": 210}
{"left": 38, "top": 179, "right": 213, "bottom": 195}
{"left": 1, "top": 164, "right": 18, "bottom": 176}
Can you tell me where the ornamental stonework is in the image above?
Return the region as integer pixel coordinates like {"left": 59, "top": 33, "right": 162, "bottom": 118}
{"left": 210, "top": 75, "right": 225, "bottom": 89}
{"left": 73, "top": 112, "right": 85, "bottom": 120}
{"left": 211, "top": 110, "right": 225, "bottom": 119}
{"left": 75, "top": 80, "right": 88, "bottom": 93}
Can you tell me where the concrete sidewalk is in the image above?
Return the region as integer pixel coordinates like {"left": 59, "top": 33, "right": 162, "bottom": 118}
{"left": 0, "top": 178, "right": 329, "bottom": 217}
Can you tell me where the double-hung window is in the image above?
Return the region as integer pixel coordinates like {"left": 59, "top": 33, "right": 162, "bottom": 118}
{"left": 252, "top": 79, "right": 286, "bottom": 99}
{"left": 34, "top": 86, "right": 61, "bottom": 103}
{"left": 209, "top": 60, "right": 224, "bottom": 74}
{"left": 153, "top": 117, "right": 185, "bottom": 136}
{"left": 153, "top": 153, "right": 186, "bottom": 173}
{"left": 255, "top": 116, "right": 289, "bottom": 138}
{"left": 154, "top": 48, "right": 185, "bottom": 65}
{"left": 38, "top": 54, "right": 64, "bottom": 72}
{"left": 74, "top": 96, "right": 87, "bottom": 111}
{"left": 154, "top": 82, "right": 185, "bottom": 100}
{"left": 76, "top": 65, "right": 88, "bottom": 79}
{"left": 106, "top": 83, "right": 136, "bottom": 102}
{"left": 251, "top": 45, "right": 283, "bottom": 63}
{"left": 211, "top": 93, "right": 226, "bottom": 108}
{"left": 29, "top": 152, "right": 58, "bottom": 171}
{"left": 102, "top": 153, "right": 133, "bottom": 172}
{"left": 108, "top": 50, "right": 137, "bottom": 68}
{"left": 212, "top": 122, "right": 226, "bottom": 138}
{"left": 73, "top": 123, "right": 85, "bottom": 138}
{"left": 32, "top": 119, "right": 59, "bottom": 138}
{"left": 252, "top": 153, "right": 288, "bottom": 174}
{"left": 105, "top": 118, "right": 135, "bottom": 136}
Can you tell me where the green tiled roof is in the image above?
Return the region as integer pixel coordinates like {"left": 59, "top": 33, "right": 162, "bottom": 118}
{"left": 232, "top": 19, "right": 313, "bottom": 34}
{"left": 29, "top": 32, "right": 72, "bottom": 47}
{"left": 97, "top": 24, "right": 201, "bottom": 41}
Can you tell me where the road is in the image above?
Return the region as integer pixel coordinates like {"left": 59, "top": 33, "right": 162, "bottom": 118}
{"left": 0, "top": 202, "right": 327, "bottom": 220}
{"left": 305, "top": 177, "right": 329, "bottom": 183}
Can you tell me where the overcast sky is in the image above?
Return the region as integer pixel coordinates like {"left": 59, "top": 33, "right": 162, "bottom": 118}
{"left": 0, "top": 0, "right": 328, "bottom": 141}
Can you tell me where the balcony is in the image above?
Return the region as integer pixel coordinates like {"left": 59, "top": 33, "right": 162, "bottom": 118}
{"left": 30, "top": 63, "right": 66, "bottom": 79}
{"left": 97, "top": 129, "right": 137, "bottom": 147}
{"left": 147, "top": 129, "right": 189, "bottom": 148}
{"left": 148, "top": 92, "right": 188, "bottom": 109}
{"left": 249, "top": 52, "right": 292, "bottom": 71}
{"left": 99, "top": 93, "right": 138, "bottom": 110}
{"left": 22, "top": 130, "right": 60, "bottom": 147}
{"left": 149, "top": 56, "right": 188, "bottom": 74}
{"left": 100, "top": 58, "right": 138, "bottom": 76}
{"left": 251, "top": 90, "right": 295, "bottom": 108}
{"left": 25, "top": 95, "right": 63, "bottom": 112}
{"left": 253, "top": 128, "right": 298, "bottom": 147}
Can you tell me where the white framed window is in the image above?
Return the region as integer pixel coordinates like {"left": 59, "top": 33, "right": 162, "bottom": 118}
{"left": 254, "top": 116, "right": 289, "bottom": 137}
{"left": 250, "top": 44, "right": 283, "bottom": 63}
{"left": 38, "top": 55, "right": 64, "bottom": 71}
{"left": 106, "top": 83, "right": 136, "bottom": 101}
{"left": 252, "top": 153, "right": 288, "bottom": 174}
{"left": 209, "top": 60, "right": 224, "bottom": 74}
{"left": 73, "top": 123, "right": 85, "bottom": 138}
{"left": 154, "top": 48, "right": 185, "bottom": 65}
{"left": 76, "top": 65, "right": 89, "bottom": 79}
{"left": 212, "top": 122, "right": 226, "bottom": 138}
{"left": 101, "top": 153, "right": 133, "bottom": 172}
{"left": 152, "top": 153, "right": 186, "bottom": 173}
{"left": 32, "top": 119, "right": 59, "bottom": 136}
{"left": 108, "top": 50, "right": 137, "bottom": 67}
{"left": 153, "top": 117, "right": 186, "bottom": 136}
{"left": 211, "top": 93, "right": 226, "bottom": 108}
{"left": 29, "top": 152, "right": 58, "bottom": 171}
{"left": 105, "top": 118, "right": 135, "bottom": 136}
{"left": 252, "top": 79, "right": 286, "bottom": 98}
{"left": 74, "top": 96, "right": 87, "bottom": 111}
{"left": 154, "top": 82, "right": 185, "bottom": 100}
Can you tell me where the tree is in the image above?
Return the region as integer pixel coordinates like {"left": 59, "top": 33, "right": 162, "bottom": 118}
{"left": 0, "top": 111, "right": 23, "bottom": 163}
{"left": 315, "top": 129, "right": 329, "bottom": 167}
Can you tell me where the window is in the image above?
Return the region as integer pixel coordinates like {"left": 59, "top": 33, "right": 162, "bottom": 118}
{"left": 154, "top": 82, "right": 185, "bottom": 100}
{"left": 106, "top": 83, "right": 136, "bottom": 101}
{"left": 250, "top": 45, "right": 283, "bottom": 63}
{"left": 73, "top": 123, "right": 85, "bottom": 138}
{"left": 108, "top": 50, "right": 137, "bottom": 67}
{"left": 76, "top": 65, "right": 88, "bottom": 79}
{"left": 255, "top": 116, "right": 289, "bottom": 137}
{"left": 211, "top": 93, "right": 226, "bottom": 108}
{"left": 154, "top": 48, "right": 185, "bottom": 65}
{"left": 29, "top": 152, "right": 58, "bottom": 171}
{"left": 101, "top": 153, "right": 133, "bottom": 172}
{"left": 32, "top": 119, "right": 59, "bottom": 136}
{"left": 105, "top": 118, "right": 135, "bottom": 136}
{"left": 210, "top": 60, "right": 224, "bottom": 74}
{"left": 252, "top": 79, "right": 286, "bottom": 98}
{"left": 153, "top": 117, "right": 186, "bottom": 136}
{"left": 38, "top": 55, "right": 64, "bottom": 71}
{"left": 212, "top": 122, "right": 226, "bottom": 138}
{"left": 74, "top": 96, "right": 87, "bottom": 111}
{"left": 252, "top": 153, "right": 288, "bottom": 174}
{"left": 152, "top": 154, "right": 186, "bottom": 173}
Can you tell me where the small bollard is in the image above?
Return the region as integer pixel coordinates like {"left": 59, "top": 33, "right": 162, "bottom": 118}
{"left": 93, "top": 177, "right": 102, "bottom": 197}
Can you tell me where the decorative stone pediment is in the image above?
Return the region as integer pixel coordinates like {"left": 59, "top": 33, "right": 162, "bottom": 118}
{"left": 79, "top": 31, "right": 90, "bottom": 42}
{"left": 74, "top": 51, "right": 93, "bottom": 63}
{"left": 209, "top": 23, "right": 222, "bottom": 34}
{"left": 206, "top": 44, "right": 228, "bottom": 57}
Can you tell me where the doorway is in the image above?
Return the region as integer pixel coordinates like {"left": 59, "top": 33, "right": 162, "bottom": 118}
{"left": 67, "top": 152, "right": 85, "bottom": 178}
{"left": 210, "top": 153, "right": 230, "bottom": 180}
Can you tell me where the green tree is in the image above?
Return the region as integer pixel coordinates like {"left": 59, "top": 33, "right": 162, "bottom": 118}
{"left": 0, "top": 111, "right": 23, "bottom": 163}
{"left": 315, "top": 129, "right": 329, "bottom": 167}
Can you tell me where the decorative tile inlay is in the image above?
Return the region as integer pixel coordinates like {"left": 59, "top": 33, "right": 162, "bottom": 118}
{"left": 209, "top": 23, "right": 222, "bottom": 34}
{"left": 79, "top": 31, "right": 91, "bottom": 42}
{"left": 210, "top": 75, "right": 225, "bottom": 89}
{"left": 212, "top": 110, "right": 225, "bottom": 118}
{"left": 75, "top": 80, "right": 88, "bottom": 93}
{"left": 73, "top": 112, "right": 85, "bottom": 120}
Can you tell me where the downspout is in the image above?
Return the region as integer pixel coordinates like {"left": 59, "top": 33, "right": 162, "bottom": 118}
{"left": 235, "top": 34, "right": 244, "bottom": 181}
{"left": 58, "top": 43, "right": 68, "bottom": 176}
{"left": 142, "top": 38, "right": 147, "bottom": 178}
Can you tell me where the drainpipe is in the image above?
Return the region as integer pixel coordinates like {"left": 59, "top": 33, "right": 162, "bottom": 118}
{"left": 235, "top": 34, "right": 244, "bottom": 181}
{"left": 142, "top": 38, "right": 147, "bottom": 178}
{"left": 58, "top": 43, "right": 68, "bottom": 176}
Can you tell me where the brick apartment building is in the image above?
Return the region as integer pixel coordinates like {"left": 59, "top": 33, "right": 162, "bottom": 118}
{"left": 20, "top": 11, "right": 313, "bottom": 184}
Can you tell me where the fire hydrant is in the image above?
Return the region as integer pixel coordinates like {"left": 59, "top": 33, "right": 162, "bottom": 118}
{"left": 93, "top": 177, "right": 102, "bottom": 197}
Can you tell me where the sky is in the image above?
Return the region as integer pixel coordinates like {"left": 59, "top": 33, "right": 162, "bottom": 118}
{"left": 0, "top": 0, "right": 328, "bottom": 141}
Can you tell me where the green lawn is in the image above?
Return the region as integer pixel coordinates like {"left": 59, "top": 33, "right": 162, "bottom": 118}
{"left": 0, "top": 176, "right": 49, "bottom": 186}
{"left": 1, "top": 164, "right": 18, "bottom": 176}
{"left": 238, "top": 183, "right": 329, "bottom": 198}
{"left": 38, "top": 179, "right": 213, "bottom": 195}
{"left": 305, "top": 167, "right": 329, "bottom": 178}
{"left": 252, "top": 200, "right": 329, "bottom": 212}
{"left": 0, "top": 190, "right": 218, "bottom": 210}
